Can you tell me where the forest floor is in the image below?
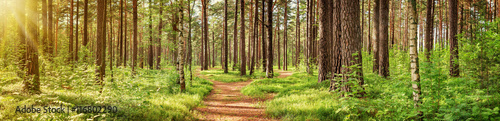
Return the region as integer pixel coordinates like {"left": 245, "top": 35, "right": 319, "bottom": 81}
{"left": 194, "top": 69, "right": 292, "bottom": 121}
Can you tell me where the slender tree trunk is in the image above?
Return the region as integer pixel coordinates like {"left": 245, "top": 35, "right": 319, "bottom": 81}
{"left": 157, "top": 0, "right": 163, "bottom": 70}
{"left": 341, "top": 0, "right": 364, "bottom": 97}
{"left": 284, "top": 2, "right": 288, "bottom": 70}
{"left": 240, "top": 0, "right": 246, "bottom": 75}
{"left": 425, "top": 0, "right": 434, "bottom": 61}
{"left": 373, "top": 0, "right": 380, "bottom": 73}
{"left": 108, "top": 0, "right": 113, "bottom": 78}
{"left": 69, "top": 0, "right": 74, "bottom": 64}
{"left": 203, "top": 0, "right": 209, "bottom": 70}
{"left": 48, "top": 0, "right": 54, "bottom": 57}
{"left": 178, "top": 0, "right": 186, "bottom": 92}
{"left": 408, "top": 0, "right": 422, "bottom": 118}
{"left": 233, "top": 0, "right": 239, "bottom": 71}
{"left": 75, "top": 0, "right": 79, "bottom": 62}
{"left": 118, "top": 0, "right": 123, "bottom": 67}
{"left": 266, "top": 0, "right": 273, "bottom": 78}
{"left": 132, "top": 0, "right": 138, "bottom": 75}
{"left": 148, "top": 0, "right": 154, "bottom": 69}
{"left": 188, "top": 0, "right": 195, "bottom": 81}
{"left": 250, "top": 0, "right": 257, "bottom": 75}
{"left": 42, "top": 0, "right": 47, "bottom": 56}
{"left": 318, "top": 0, "right": 332, "bottom": 82}
{"left": 379, "top": 0, "right": 389, "bottom": 77}
{"left": 306, "top": 0, "right": 311, "bottom": 74}
{"left": 224, "top": 0, "right": 229, "bottom": 73}
{"left": 449, "top": 0, "right": 459, "bottom": 77}
{"left": 295, "top": 0, "right": 300, "bottom": 68}
{"left": 83, "top": 0, "right": 88, "bottom": 56}
{"left": 262, "top": 0, "right": 267, "bottom": 72}
{"left": 367, "top": 0, "right": 371, "bottom": 54}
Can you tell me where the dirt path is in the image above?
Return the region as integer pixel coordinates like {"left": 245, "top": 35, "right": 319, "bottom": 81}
{"left": 194, "top": 70, "right": 292, "bottom": 121}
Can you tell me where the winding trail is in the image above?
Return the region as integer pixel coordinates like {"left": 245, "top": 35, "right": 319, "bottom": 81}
{"left": 194, "top": 70, "right": 292, "bottom": 121}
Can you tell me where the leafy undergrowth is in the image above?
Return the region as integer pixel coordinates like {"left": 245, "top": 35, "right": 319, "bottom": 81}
{"left": 0, "top": 65, "right": 212, "bottom": 120}
{"left": 200, "top": 68, "right": 279, "bottom": 83}
{"left": 242, "top": 50, "right": 500, "bottom": 120}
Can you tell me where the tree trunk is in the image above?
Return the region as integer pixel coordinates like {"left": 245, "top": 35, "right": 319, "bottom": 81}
{"left": 341, "top": 0, "right": 364, "bottom": 96}
{"left": 178, "top": 0, "right": 186, "bottom": 92}
{"left": 250, "top": 0, "right": 257, "bottom": 75}
{"left": 295, "top": 0, "right": 300, "bottom": 68}
{"left": 425, "top": 0, "right": 434, "bottom": 61}
{"left": 262, "top": 0, "right": 267, "bottom": 72}
{"left": 75, "top": 0, "right": 79, "bottom": 62}
{"left": 233, "top": 0, "right": 239, "bottom": 71}
{"left": 266, "top": 0, "right": 273, "bottom": 78}
{"left": 23, "top": 0, "right": 41, "bottom": 94}
{"left": 108, "top": 0, "right": 113, "bottom": 78}
{"left": 48, "top": 0, "right": 54, "bottom": 57}
{"left": 202, "top": 0, "right": 209, "bottom": 70}
{"left": 408, "top": 0, "right": 422, "bottom": 118}
{"left": 157, "top": 0, "right": 163, "bottom": 70}
{"left": 118, "top": 0, "right": 123, "bottom": 67}
{"left": 83, "top": 0, "right": 88, "bottom": 54}
{"left": 379, "top": 0, "right": 389, "bottom": 77}
{"left": 367, "top": 0, "right": 371, "bottom": 54}
{"left": 331, "top": 0, "right": 342, "bottom": 91}
{"left": 148, "top": 0, "right": 154, "bottom": 69}
{"left": 240, "top": 0, "right": 246, "bottom": 75}
{"left": 306, "top": 0, "right": 312, "bottom": 74}
{"left": 69, "top": 0, "right": 74, "bottom": 64}
{"left": 224, "top": 0, "right": 229, "bottom": 73}
{"left": 373, "top": 0, "right": 380, "bottom": 73}
{"left": 96, "top": 0, "right": 106, "bottom": 84}
{"left": 284, "top": 2, "right": 288, "bottom": 70}
{"left": 132, "top": 0, "right": 138, "bottom": 75}
{"left": 449, "top": 0, "right": 459, "bottom": 77}
{"left": 318, "top": 0, "right": 332, "bottom": 82}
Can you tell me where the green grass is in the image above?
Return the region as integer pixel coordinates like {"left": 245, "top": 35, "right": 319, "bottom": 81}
{"left": 241, "top": 50, "right": 500, "bottom": 120}
{"left": 200, "top": 68, "right": 279, "bottom": 83}
{"left": 0, "top": 66, "right": 212, "bottom": 120}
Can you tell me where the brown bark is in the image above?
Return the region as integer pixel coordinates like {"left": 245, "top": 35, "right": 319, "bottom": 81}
{"left": 118, "top": 0, "right": 123, "bottom": 67}
{"left": 341, "top": 0, "right": 364, "bottom": 96}
{"left": 449, "top": 0, "right": 459, "bottom": 77}
{"left": 148, "top": 0, "right": 154, "bottom": 69}
{"left": 224, "top": 0, "right": 229, "bottom": 73}
{"left": 284, "top": 2, "right": 288, "bottom": 71}
{"left": 318, "top": 0, "right": 332, "bottom": 82}
{"left": 425, "top": 0, "right": 434, "bottom": 61}
{"left": 48, "top": 0, "right": 54, "bottom": 57}
{"left": 250, "top": 0, "right": 257, "bottom": 75}
{"left": 367, "top": 0, "right": 372, "bottom": 54}
{"left": 295, "top": 0, "right": 300, "bottom": 68}
{"left": 373, "top": 0, "right": 380, "bottom": 73}
{"left": 75, "top": 0, "right": 79, "bottom": 62}
{"left": 83, "top": 0, "right": 88, "bottom": 51}
{"left": 379, "top": 0, "right": 389, "bottom": 77}
{"left": 42, "top": 0, "right": 47, "bottom": 56}
{"left": 233, "top": 0, "right": 239, "bottom": 71}
{"left": 202, "top": 0, "right": 209, "bottom": 70}
{"left": 240, "top": 0, "right": 246, "bottom": 75}
{"left": 266, "top": 0, "right": 273, "bottom": 78}
{"left": 96, "top": 0, "right": 106, "bottom": 84}
{"left": 331, "top": 0, "right": 342, "bottom": 91}
{"left": 262, "top": 0, "right": 267, "bottom": 72}
{"left": 157, "top": 0, "right": 163, "bottom": 70}
{"left": 69, "top": 0, "right": 74, "bottom": 63}
{"left": 132, "top": 0, "right": 138, "bottom": 75}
